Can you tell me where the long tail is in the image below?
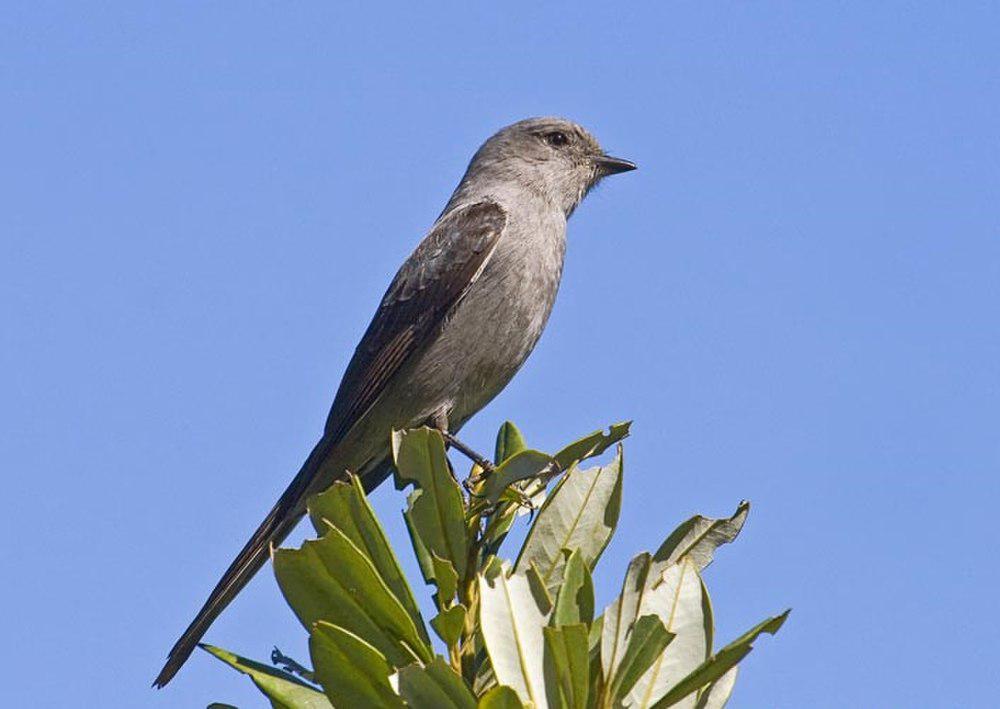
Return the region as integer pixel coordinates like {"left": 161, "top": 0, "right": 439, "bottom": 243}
{"left": 153, "top": 437, "right": 333, "bottom": 688}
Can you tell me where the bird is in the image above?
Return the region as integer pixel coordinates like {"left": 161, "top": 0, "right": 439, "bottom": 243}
{"left": 154, "top": 116, "right": 636, "bottom": 687}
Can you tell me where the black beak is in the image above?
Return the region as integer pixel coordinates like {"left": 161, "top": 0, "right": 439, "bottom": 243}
{"left": 595, "top": 154, "right": 637, "bottom": 176}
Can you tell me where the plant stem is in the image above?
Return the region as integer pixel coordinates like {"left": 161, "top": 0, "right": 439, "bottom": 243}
{"left": 458, "top": 468, "right": 488, "bottom": 686}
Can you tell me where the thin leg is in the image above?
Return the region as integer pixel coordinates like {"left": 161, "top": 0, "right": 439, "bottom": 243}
{"left": 441, "top": 431, "right": 495, "bottom": 475}
{"left": 429, "top": 410, "right": 495, "bottom": 493}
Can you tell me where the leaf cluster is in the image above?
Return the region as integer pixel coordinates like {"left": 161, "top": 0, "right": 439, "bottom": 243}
{"left": 206, "top": 422, "right": 787, "bottom": 708}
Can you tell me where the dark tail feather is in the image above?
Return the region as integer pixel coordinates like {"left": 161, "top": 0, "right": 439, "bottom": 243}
{"left": 153, "top": 438, "right": 331, "bottom": 688}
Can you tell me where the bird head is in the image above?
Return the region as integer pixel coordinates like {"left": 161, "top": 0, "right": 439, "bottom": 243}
{"left": 462, "top": 117, "right": 636, "bottom": 217}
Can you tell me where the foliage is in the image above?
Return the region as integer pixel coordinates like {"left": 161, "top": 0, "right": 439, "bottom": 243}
{"left": 206, "top": 422, "right": 788, "bottom": 708}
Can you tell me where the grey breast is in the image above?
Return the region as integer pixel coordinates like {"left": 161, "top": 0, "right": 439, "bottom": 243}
{"left": 418, "top": 204, "right": 568, "bottom": 429}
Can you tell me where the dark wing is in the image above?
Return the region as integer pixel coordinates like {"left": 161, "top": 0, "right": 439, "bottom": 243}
{"left": 324, "top": 200, "right": 507, "bottom": 443}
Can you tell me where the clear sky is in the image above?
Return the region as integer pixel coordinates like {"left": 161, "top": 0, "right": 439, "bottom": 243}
{"left": 3, "top": 3, "right": 998, "bottom": 707}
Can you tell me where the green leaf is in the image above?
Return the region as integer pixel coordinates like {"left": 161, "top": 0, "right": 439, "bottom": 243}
{"left": 651, "top": 610, "right": 790, "bottom": 709}
{"left": 515, "top": 447, "right": 623, "bottom": 596}
{"left": 588, "top": 614, "right": 605, "bottom": 703}
{"left": 481, "top": 508, "right": 519, "bottom": 555}
{"left": 694, "top": 666, "right": 738, "bottom": 709}
{"left": 273, "top": 526, "right": 432, "bottom": 668}
{"left": 482, "top": 449, "right": 553, "bottom": 503}
{"left": 588, "top": 614, "right": 603, "bottom": 657}
{"left": 526, "top": 560, "right": 554, "bottom": 614}
{"left": 393, "top": 428, "right": 469, "bottom": 581}
{"left": 201, "top": 645, "right": 332, "bottom": 709}
{"left": 551, "top": 422, "right": 631, "bottom": 471}
{"left": 309, "top": 622, "right": 404, "bottom": 708}
{"left": 600, "top": 555, "right": 709, "bottom": 709}
{"left": 601, "top": 553, "right": 653, "bottom": 679}
{"left": 482, "top": 554, "right": 506, "bottom": 582}
{"left": 542, "top": 624, "right": 590, "bottom": 709}
{"left": 478, "top": 572, "right": 550, "bottom": 708}
{"left": 307, "top": 475, "right": 429, "bottom": 646}
{"left": 652, "top": 502, "right": 749, "bottom": 575}
{"left": 551, "top": 549, "right": 594, "bottom": 627}
{"left": 431, "top": 554, "right": 459, "bottom": 607}
{"left": 481, "top": 423, "right": 629, "bottom": 557}
{"left": 472, "top": 644, "right": 498, "bottom": 697}
{"left": 431, "top": 604, "right": 467, "bottom": 647}
{"left": 625, "top": 561, "right": 710, "bottom": 708}
{"left": 477, "top": 684, "right": 526, "bottom": 709}
{"left": 397, "top": 656, "right": 477, "bottom": 709}
{"left": 494, "top": 421, "right": 528, "bottom": 464}
{"left": 404, "top": 507, "right": 436, "bottom": 584}
{"left": 610, "top": 615, "right": 674, "bottom": 701}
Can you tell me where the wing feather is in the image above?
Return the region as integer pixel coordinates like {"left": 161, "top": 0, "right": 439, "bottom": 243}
{"left": 324, "top": 200, "right": 507, "bottom": 442}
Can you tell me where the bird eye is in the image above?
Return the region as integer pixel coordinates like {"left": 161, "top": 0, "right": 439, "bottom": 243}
{"left": 545, "top": 131, "right": 569, "bottom": 147}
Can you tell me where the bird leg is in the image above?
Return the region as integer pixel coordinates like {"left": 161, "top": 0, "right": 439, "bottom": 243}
{"left": 430, "top": 411, "right": 495, "bottom": 492}
{"left": 440, "top": 431, "right": 492, "bottom": 472}
{"left": 437, "top": 425, "right": 538, "bottom": 517}
{"left": 440, "top": 431, "right": 495, "bottom": 484}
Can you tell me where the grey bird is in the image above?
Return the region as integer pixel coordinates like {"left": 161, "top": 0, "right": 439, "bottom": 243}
{"left": 154, "top": 116, "right": 635, "bottom": 687}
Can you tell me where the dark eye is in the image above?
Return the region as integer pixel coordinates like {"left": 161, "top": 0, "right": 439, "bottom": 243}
{"left": 545, "top": 131, "right": 569, "bottom": 147}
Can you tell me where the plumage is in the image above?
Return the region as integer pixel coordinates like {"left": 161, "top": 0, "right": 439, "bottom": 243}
{"left": 325, "top": 201, "right": 507, "bottom": 443}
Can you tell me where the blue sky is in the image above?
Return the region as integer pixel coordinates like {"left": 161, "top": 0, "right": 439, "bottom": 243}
{"left": 3, "top": 3, "right": 998, "bottom": 707}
